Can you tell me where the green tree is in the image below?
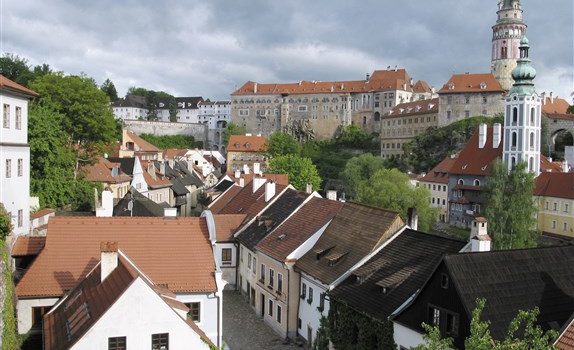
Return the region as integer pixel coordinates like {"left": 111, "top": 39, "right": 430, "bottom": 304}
{"left": 101, "top": 78, "right": 119, "bottom": 102}
{"left": 268, "top": 155, "right": 322, "bottom": 191}
{"left": 0, "top": 53, "right": 34, "bottom": 86}
{"left": 413, "top": 323, "right": 454, "bottom": 350}
{"left": 567, "top": 105, "right": 574, "bottom": 114}
{"left": 139, "top": 134, "right": 201, "bottom": 149}
{"left": 356, "top": 168, "right": 436, "bottom": 231}
{"left": 314, "top": 316, "right": 330, "bottom": 350}
{"left": 266, "top": 132, "right": 302, "bottom": 157}
{"left": 146, "top": 90, "right": 159, "bottom": 121}
{"left": 29, "top": 73, "right": 116, "bottom": 148}
{"left": 341, "top": 153, "right": 386, "bottom": 197}
{"left": 223, "top": 123, "right": 247, "bottom": 145}
{"left": 0, "top": 203, "right": 13, "bottom": 241}
{"left": 167, "top": 96, "right": 178, "bottom": 122}
{"left": 127, "top": 86, "right": 149, "bottom": 97}
{"left": 485, "top": 160, "right": 537, "bottom": 250}
{"left": 337, "top": 124, "right": 378, "bottom": 150}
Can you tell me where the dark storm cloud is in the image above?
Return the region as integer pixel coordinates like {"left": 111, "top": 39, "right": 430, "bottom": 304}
{"left": 2, "top": 0, "right": 572, "bottom": 101}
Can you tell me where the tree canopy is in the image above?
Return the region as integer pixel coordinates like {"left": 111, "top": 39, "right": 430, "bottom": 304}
{"left": 0, "top": 53, "right": 53, "bottom": 87}
{"left": 100, "top": 78, "right": 119, "bottom": 102}
{"left": 139, "top": 134, "right": 201, "bottom": 149}
{"left": 0, "top": 204, "right": 12, "bottom": 241}
{"left": 341, "top": 153, "right": 386, "bottom": 197}
{"left": 336, "top": 124, "right": 379, "bottom": 150}
{"left": 268, "top": 154, "right": 322, "bottom": 191}
{"left": 266, "top": 132, "right": 302, "bottom": 158}
{"left": 355, "top": 168, "right": 436, "bottom": 231}
{"left": 485, "top": 160, "right": 538, "bottom": 250}
{"left": 223, "top": 123, "right": 247, "bottom": 145}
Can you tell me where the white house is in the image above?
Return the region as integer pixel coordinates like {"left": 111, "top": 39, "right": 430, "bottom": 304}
{"left": 42, "top": 243, "right": 213, "bottom": 350}
{"left": 16, "top": 216, "right": 224, "bottom": 347}
{"left": 0, "top": 75, "right": 37, "bottom": 236}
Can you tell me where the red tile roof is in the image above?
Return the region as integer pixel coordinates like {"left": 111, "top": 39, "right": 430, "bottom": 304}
{"left": 534, "top": 172, "right": 574, "bottom": 200}
{"left": 0, "top": 74, "right": 39, "bottom": 97}
{"left": 256, "top": 197, "right": 344, "bottom": 262}
{"left": 544, "top": 113, "right": 574, "bottom": 122}
{"left": 11, "top": 236, "right": 46, "bottom": 257}
{"left": 542, "top": 97, "right": 571, "bottom": 114}
{"left": 226, "top": 173, "right": 289, "bottom": 186}
{"left": 213, "top": 214, "right": 247, "bottom": 241}
{"left": 218, "top": 182, "right": 288, "bottom": 223}
{"left": 232, "top": 69, "right": 414, "bottom": 96}
{"left": 386, "top": 98, "right": 439, "bottom": 118}
{"left": 81, "top": 157, "right": 132, "bottom": 183}
{"left": 31, "top": 208, "right": 56, "bottom": 220}
{"left": 450, "top": 126, "right": 502, "bottom": 176}
{"left": 420, "top": 156, "right": 458, "bottom": 184}
{"left": 16, "top": 217, "right": 217, "bottom": 298}
{"left": 412, "top": 80, "right": 433, "bottom": 94}
{"left": 209, "top": 185, "right": 243, "bottom": 214}
{"left": 438, "top": 73, "right": 504, "bottom": 94}
{"left": 143, "top": 171, "right": 172, "bottom": 188}
{"left": 227, "top": 135, "right": 267, "bottom": 153}
{"left": 556, "top": 316, "right": 574, "bottom": 349}
{"left": 163, "top": 148, "right": 188, "bottom": 159}
{"left": 125, "top": 131, "right": 160, "bottom": 152}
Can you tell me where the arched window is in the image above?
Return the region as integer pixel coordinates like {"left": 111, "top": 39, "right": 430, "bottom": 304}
{"left": 474, "top": 179, "right": 481, "bottom": 187}
{"left": 374, "top": 112, "right": 381, "bottom": 122}
{"left": 511, "top": 131, "right": 517, "bottom": 148}
{"left": 512, "top": 107, "right": 518, "bottom": 124}
{"left": 529, "top": 132, "right": 535, "bottom": 150}
{"left": 529, "top": 157, "right": 534, "bottom": 172}
{"left": 363, "top": 116, "right": 367, "bottom": 126}
{"left": 530, "top": 107, "right": 535, "bottom": 125}
{"left": 458, "top": 179, "right": 464, "bottom": 185}
{"left": 511, "top": 156, "right": 517, "bottom": 169}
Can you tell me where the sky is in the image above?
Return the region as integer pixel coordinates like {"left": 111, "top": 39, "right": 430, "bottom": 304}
{"left": 2, "top": 0, "right": 573, "bottom": 101}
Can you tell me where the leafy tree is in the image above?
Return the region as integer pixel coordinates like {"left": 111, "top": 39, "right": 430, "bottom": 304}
{"left": 341, "top": 153, "right": 386, "bottom": 197}
{"left": 2, "top": 236, "right": 21, "bottom": 350}
{"left": 337, "top": 124, "right": 378, "bottom": 150}
{"left": 146, "top": 90, "right": 159, "bottom": 121}
{"left": 268, "top": 155, "right": 322, "bottom": 191}
{"left": 100, "top": 78, "right": 119, "bottom": 102}
{"left": 356, "top": 168, "right": 437, "bottom": 231}
{"left": 223, "top": 123, "right": 247, "bottom": 145}
{"left": 266, "top": 132, "right": 302, "bottom": 157}
{"left": 413, "top": 323, "right": 454, "bottom": 350}
{"left": 0, "top": 53, "right": 34, "bottom": 86}
{"left": 127, "top": 86, "right": 149, "bottom": 97}
{"left": 485, "top": 160, "right": 537, "bottom": 250}
{"left": 0, "top": 203, "right": 13, "bottom": 241}
{"left": 167, "top": 96, "right": 178, "bottom": 122}
{"left": 567, "top": 105, "right": 574, "bottom": 114}
{"left": 29, "top": 73, "right": 116, "bottom": 149}
{"left": 139, "top": 134, "right": 201, "bottom": 149}
{"left": 314, "top": 316, "right": 330, "bottom": 350}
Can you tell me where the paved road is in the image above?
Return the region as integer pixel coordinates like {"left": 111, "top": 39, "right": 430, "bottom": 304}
{"left": 223, "top": 290, "right": 304, "bottom": 350}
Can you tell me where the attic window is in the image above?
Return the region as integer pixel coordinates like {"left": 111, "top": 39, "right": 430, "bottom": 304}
{"left": 234, "top": 142, "right": 240, "bottom": 148}
{"left": 245, "top": 143, "right": 251, "bottom": 149}
{"left": 326, "top": 251, "right": 349, "bottom": 267}
{"left": 314, "top": 246, "right": 335, "bottom": 260}
{"left": 441, "top": 273, "right": 449, "bottom": 289}
{"left": 278, "top": 234, "right": 287, "bottom": 241}
{"left": 480, "top": 82, "right": 487, "bottom": 90}
{"left": 448, "top": 83, "right": 455, "bottom": 90}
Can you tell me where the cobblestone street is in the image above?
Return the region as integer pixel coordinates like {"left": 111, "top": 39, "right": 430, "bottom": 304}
{"left": 223, "top": 290, "right": 304, "bottom": 350}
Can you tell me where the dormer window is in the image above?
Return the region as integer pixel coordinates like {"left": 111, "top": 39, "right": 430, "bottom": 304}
{"left": 480, "top": 82, "right": 487, "bottom": 90}
{"left": 448, "top": 83, "right": 455, "bottom": 90}
{"left": 326, "top": 251, "right": 349, "bottom": 267}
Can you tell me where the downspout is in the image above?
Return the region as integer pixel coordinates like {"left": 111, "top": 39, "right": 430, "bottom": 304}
{"left": 217, "top": 292, "right": 221, "bottom": 348}
{"left": 234, "top": 242, "right": 239, "bottom": 291}
{"left": 287, "top": 266, "right": 290, "bottom": 340}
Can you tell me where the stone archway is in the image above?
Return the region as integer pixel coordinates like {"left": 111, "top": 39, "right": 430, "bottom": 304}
{"left": 551, "top": 129, "right": 574, "bottom": 159}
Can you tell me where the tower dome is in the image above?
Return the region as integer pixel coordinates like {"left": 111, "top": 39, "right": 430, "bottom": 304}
{"left": 509, "top": 36, "right": 536, "bottom": 94}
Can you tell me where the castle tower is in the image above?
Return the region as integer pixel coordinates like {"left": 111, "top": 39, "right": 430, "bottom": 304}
{"left": 502, "top": 36, "right": 541, "bottom": 175}
{"left": 491, "top": 0, "right": 527, "bottom": 91}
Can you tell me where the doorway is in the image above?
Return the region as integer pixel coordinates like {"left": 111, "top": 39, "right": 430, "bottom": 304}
{"left": 260, "top": 293, "right": 265, "bottom": 318}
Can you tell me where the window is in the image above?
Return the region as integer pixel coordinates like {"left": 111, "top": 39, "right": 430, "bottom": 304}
{"left": 269, "top": 269, "right": 274, "bottom": 287}
{"left": 277, "top": 273, "right": 283, "bottom": 293}
{"left": 446, "top": 111, "right": 452, "bottom": 119}
{"left": 440, "top": 273, "right": 449, "bottom": 289}
{"left": 465, "top": 111, "right": 470, "bottom": 118}
{"left": 32, "top": 306, "right": 49, "bottom": 328}
{"left": 554, "top": 202, "right": 558, "bottom": 211}
{"left": 268, "top": 299, "right": 273, "bottom": 316}
{"left": 276, "top": 305, "right": 282, "bottom": 323}
{"left": 465, "top": 96, "right": 470, "bottom": 104}
{"left": 482, "top": 96, "right": 488, "bottom": 104}
{"left": 318, "top": 293, "right": 326, "bottom": 312}
{"left": 152, "top": 333, "right": 169, "bottom": 350}
{"left": 5, "top": 159, "right": 11, "bottom": 178}
{"left": 301, "top": 282, "right": 307, "bottom": 299}
{"left": 446, "top": 313, "right": 459, "bottom": 336}
{"left": 260, "top": 264, "right": 266, "bottom": 283}
{"left": 512, "top": 107, "right": 518, "bottom": 124}
{"left": 15, "top": 106, "right": 21, "bottom": 129}
{"left": 511, "top": 132, "right": 517, "bottom": 148}
{"left": 564, "top": 222, "right": 568, "bottom": 231}
{"left": 530, "top": 107, "right": 535, "bottom": 124}
{"left": 252, "top": 257, "right": 256, "bottom": 272}
{"left": 529, "top": 132, "right": 535, "bottom": 150}
{"left": 429, "top": 306, "right": 440, "bottom": 326}
{"left": 552, "top": 221, "right": 557, "bottom": 229}
{"left": 457, "top": 179, "right": 464, "bottom": 185}
{"left": 3, "top": 104, "right": 9, "bottom": 128}
{"left": 474, "top": 179, "right": 480, "bottom": 186}
{"left": 298, "top": 105, "right": 308, "bottom": 112}
{"left": 240, "top": 246, "right": 243, "bottom": 262}
{"left": 108, "top": 337, "right": 127, "bottom": 350}
{"left": 308, "top": 287, "right": 314, "bottom": 304}
{"left": 248, "top": 253, "right": 252, "bottom": 269}
{"left": 222, "top": 248, "right": 232, "bottom": 264}
{"left": 17, "top": 209, "right": 23, "bottom": 228}
{"left": 565, "top": 204, "right": 569, "bottom": 213}
{"left": 16, "top": 159, "right": 22, "bottom": 176}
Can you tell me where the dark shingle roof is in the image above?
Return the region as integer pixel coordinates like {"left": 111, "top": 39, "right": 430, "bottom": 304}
{"left": 444, "top": 246, "right": 574, "bottom": 339}
{"left": 235, "top": 189, "right": 310, "bottom": 251}
{"left": 331, "top": 229, "right": 466, "bottom": 320}
{"left": 107, "top": 157, "right": 135, "bottom": 176}
{"left": 295, "top": 202, "right": 404, "bottom": 285}
{"left": 215, "top": 179, "right": 235, "bottom": 192}
{"left": 113, "top": 188, "right": 165, "bottom": 217}
{"left": 171, "top": 178, "right": 190, "bottom": 196}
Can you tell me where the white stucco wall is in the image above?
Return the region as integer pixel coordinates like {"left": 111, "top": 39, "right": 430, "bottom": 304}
{"left": 175, "top": 292, "right": 220, "bottom": 346}
{"left": 215, "top": 242, "right": 237, "bottom": 287}
{"left": 72, "top": 278, "right": 210, "bottom": 350}
{"left": 393, "top": 322, "right": 425, "bottom": 349}
{"left": 298, "top": 273, "right": 329, "bottom": 344}
{"left": 17, "top": 298, "right": 59, "bottom": 334}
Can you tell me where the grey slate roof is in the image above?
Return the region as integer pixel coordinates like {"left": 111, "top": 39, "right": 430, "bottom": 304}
{"left": 113, "top": 188, "right": 165, "bottom": 217}
{"left": 331, "top": 229, "right": 466, "bottom": 321}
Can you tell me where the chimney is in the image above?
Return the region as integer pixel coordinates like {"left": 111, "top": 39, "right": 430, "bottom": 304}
{"left": 305, "top": 183, "right": 313, "bottom": 194}
{"left": 326, "top": 190, "right": 337, "bottom": 201}
{"left": 253, "top": 162, "right": 261, "bottom": 175}
{"left": 243, "top": 164, "right": 250, "bottom": 174}
{"left": 234, "top": 170, "right": 241, "bottom": 179}
{"left": 550, "top": 92, "right": 554, "bottom": 104}
{"left": 164, "top": 208, "right": 177, "bottom": 217}
{"left": 407, "top": 207, "right": 418, "bottom": 230}
{"left": 100, "top": 242, "right": 118, "bottom": 282}
{"left": 239, "top": 178, "right": 245, "bottom": 187}
{"left": 159, "top": 161, "right": 166, "bottom": 175}
{"left": 410, "top": 78, "right": 414, "bottom": 86}
{"left": 492, "top": 123, "right": 502, "bottom": 148}
{"left": 96, "top": 190, "right": 114, "bottom": 217}
{"left": 478, "top": 123, "right": 487, "bottom": 149}
{"left": 253, "top": 83, "right": 258, "bottom": 94}
{"left": 252, "top": 176, "right": 266, "bottom": 193}
{"left": 563, "top": 160, "right": 569, "bottom": 173}
{"left": 265, "top": 181, "right": 276, "bottom": 202}
{"left": 366, "top": 73, "right": 370, "bottom": 81}
{"left": 541, "top": 92, "right": 546, "bottom": 104}
{"left": 470, "top": 217, "right": 491, "bottom": 252}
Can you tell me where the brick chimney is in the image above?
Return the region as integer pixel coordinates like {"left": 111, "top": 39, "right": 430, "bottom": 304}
{"left": 100, "top": 241, "right": 118, "bottom": 282}
{"left": 478, "top": 123, "right": 488, "bottom": 149}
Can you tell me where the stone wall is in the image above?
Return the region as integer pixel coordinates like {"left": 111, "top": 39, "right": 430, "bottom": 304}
{"left": 123, "top": 120, "right": 208, "bottom": 147}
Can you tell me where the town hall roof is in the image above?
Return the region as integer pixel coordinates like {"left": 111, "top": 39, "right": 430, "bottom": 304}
{"left": 227, "top": 135, "right": 267, "bottom": 153}
{"left": 438, "top": 73, "right": 504, "bottom": 94}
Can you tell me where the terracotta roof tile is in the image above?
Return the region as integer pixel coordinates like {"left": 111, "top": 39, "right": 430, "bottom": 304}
{"left": 542, "top": 97, "right": 571, "bottom": 114}
{"left": 11, "top": 236, "right": 46, "bottom": 257}
{"left": 386, "top": 98, "right": 439, "bottom": 118}
{"left": 438, "top": 73, "right": 504, "bottom": 94}
{"left": 163, "top": 148, "right": 188, "bottom": 159}
{"left": 218, "top": 182, "right": 288, "bottom": 223}
{"left": 420, "top": 156, "right": 458, "bottom": 184}
{"left": 0, "top": 74, "right": 39, "bottom": 97}
{"left": 31, "top": 208, "right": 56, "bottom": 220}
{"left": 412, "top": 80, "right": 433, "bottom": 94}
{"left": 450, "top": 126, "right": 502, "bottom": 176}
{"left": 209, "top": 185, "right": 243, "bottom": 214}
{"left": 16, "top": 217, "right": 217, "bottom": 298}
{"left": 227, "top": 135, "right": 267, "bottom": 153}
{"left": 256, "top": 197, "right": 344, "bottom": 262}
{"left": 556, "top": 316, "right": 574, "bottom": 349}
{"left": 544, "top": 113, "right": 574, "bottom": 122}
{"left": 535, "top": 172, "right": 574, "bottom": 200}
{"left": 126, "top": 131, "right": 160, "bottom": 152}
{"left": 213, "top": 214, "right": 247, "bottom": 241}
{"left": 226, "top": 173, "right": 289, "bottom": 186}
{"left": 81, "top": 157, "right": 132, "bottom": 183}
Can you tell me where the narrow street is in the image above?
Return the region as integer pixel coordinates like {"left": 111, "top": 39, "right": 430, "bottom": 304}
{"left": 223, "top": 290, "right": 304, "bottom": 350}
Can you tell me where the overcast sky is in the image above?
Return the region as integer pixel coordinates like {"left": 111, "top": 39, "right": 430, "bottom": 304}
{"left": 2, "top": 0, "right": 572, "bottom": 101}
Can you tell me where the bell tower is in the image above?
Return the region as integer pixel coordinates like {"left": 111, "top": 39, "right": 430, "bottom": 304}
{"left": 491, "top": 0, "right": 527, "bottom": 91}
{"left": 502, "top": 37, "right": 541, "bottom": 175}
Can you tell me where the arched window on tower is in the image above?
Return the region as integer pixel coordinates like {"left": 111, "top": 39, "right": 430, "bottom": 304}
{"left": 512, "top": 107, "right": 518, "bottom": 124}
{"left": 511, "top": 131, "right": 518, "bottom": 149}
{"left": 511, "top": 156, "right": 517, "bottom": 169}
{"left": 529, "top": 132, "right": 535, "bottom": 150}
{"left": 530, "top": 107, "right": 535, "bottom": 125}
{"left": 501, "top": 47, "right": 508, "bottom": 59}
{"left": 529, "top": 157, "right": 534, "bottom": 172}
